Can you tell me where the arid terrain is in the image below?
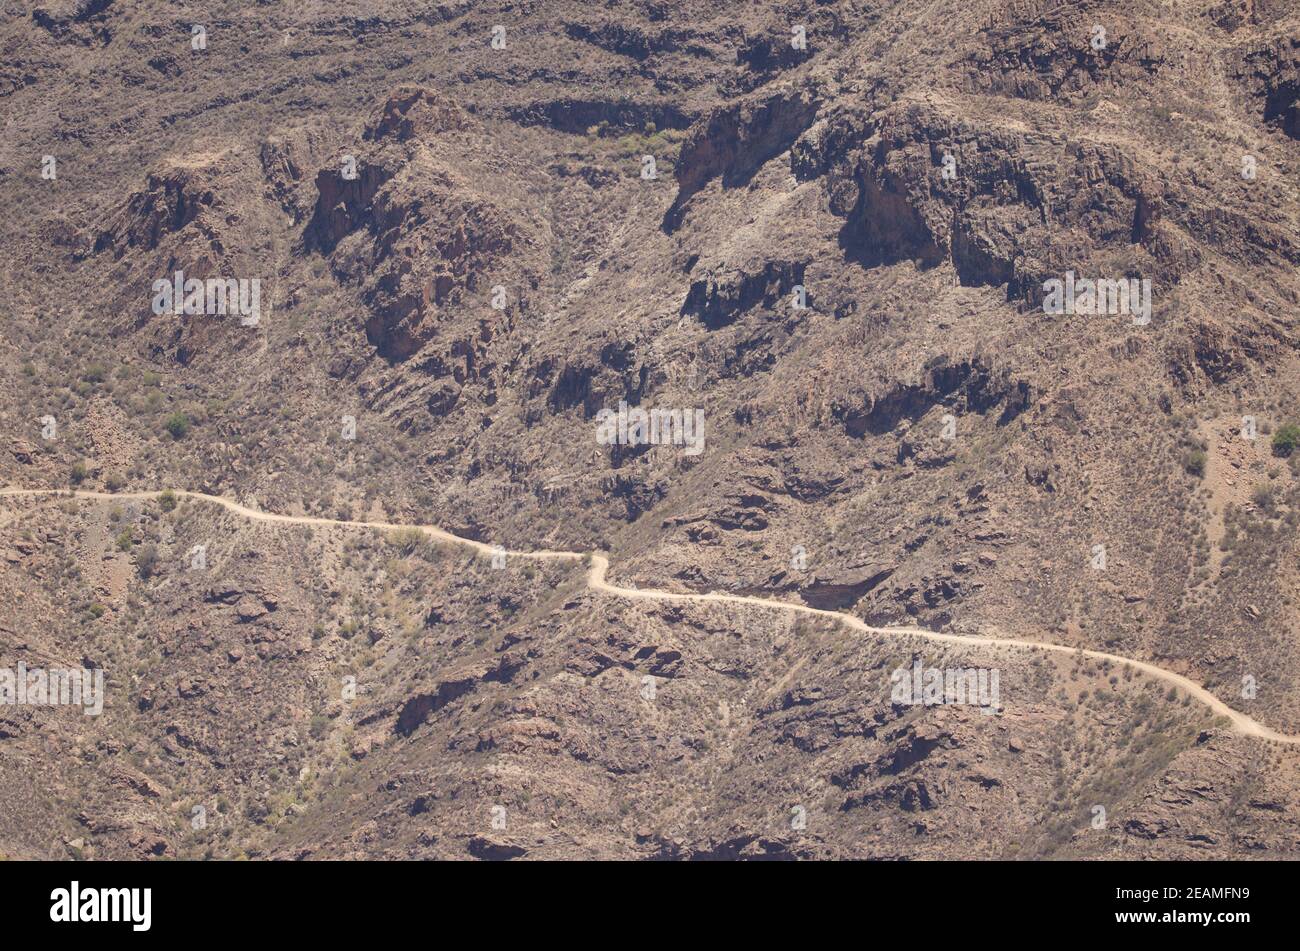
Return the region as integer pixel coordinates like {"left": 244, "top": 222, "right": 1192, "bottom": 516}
{"left": 1, "top": 0, "right": 1299, "bottom": 860}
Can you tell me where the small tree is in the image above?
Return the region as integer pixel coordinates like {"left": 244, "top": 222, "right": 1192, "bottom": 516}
{"left": 70, "top": 461, "right": 88, "bottom": 485}
{"left": 164, "top": 412, "right": 191, "bottom": 440}
{"left": 1272, "top": 423, "right": 1300, "bottom": 457}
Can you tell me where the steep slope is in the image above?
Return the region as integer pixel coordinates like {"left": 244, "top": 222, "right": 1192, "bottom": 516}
{"left": 1, "top": 0, "right": 1299, "bottom": 859}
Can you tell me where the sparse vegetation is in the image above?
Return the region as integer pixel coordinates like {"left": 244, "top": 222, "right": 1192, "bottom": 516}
{"left": 1251, "top": 483, "right": 1276, "bottom": 516}
{"left": 7, "top": 4, "right": 1300, "bottom": 866}
{"left": 388, "top": 527, "right": 428, "bottom": 556}
{"left": 135, "top": 543, "right": 159, "bottom": 578}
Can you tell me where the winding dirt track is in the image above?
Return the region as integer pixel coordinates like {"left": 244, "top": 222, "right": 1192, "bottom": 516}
{"left": 4, "top": 486, "right": 1297, "bottom": 744}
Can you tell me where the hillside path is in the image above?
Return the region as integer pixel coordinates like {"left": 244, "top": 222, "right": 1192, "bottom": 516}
{"left": 4, "top": 486, "right": 1296, "bottom": 744}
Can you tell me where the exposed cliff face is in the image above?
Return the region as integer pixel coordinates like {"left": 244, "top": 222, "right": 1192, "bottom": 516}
{"left": 813, "top": 104, "right": 1167, "bottom": 304}
{"left": 833, "top": 358, "right": 1032, "bottom": 439}
{"left": 682, "top": 260, "right": 807, "bottom": 329}
{"left": 962, "top": 13, "right": 1166, "bottom": 103}
{"left": 1231, "top": 35, "right": 1300, "bottom": 139}
{"left": 83, "top": 156, "right": 275, "bottom": 364}
{"left": 365, "top": 86, "right": 470, "bottom": 143}
{"left": 303, "top": 158, "right": 399, "bottom": 257}
{"left": 93, "top": 167, "right": 219, "bottom": 258}
{"left": 301, "top": 88, "right": 546, "bottom": 362}
{"left": 665, "top": 84, "right": 820, "bottom": 229}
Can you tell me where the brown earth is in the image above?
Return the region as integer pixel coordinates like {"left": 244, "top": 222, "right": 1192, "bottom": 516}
{"left": 1, "top": 0, "right": 1299, "bottom": 859}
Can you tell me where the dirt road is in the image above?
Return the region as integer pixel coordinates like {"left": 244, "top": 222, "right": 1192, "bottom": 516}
{"left": 5, "top": 486, "right": 1296, "bottom": 743}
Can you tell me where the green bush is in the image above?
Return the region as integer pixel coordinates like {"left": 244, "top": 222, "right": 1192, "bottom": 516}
{"left": 115, "top": 527, "right": 133, "bottom": 551}
{"left": 159, "top": 489, "right": 178, "bottom": 512}
{"left": 309, "top": 714, "right": 330, "bottom": 740}
{"left": 1181, "top": 449, "right": 1206, "bottom": 477}
{"left": 69, "top": 461, "right": 88, "bottom": 485}
{"left": 1272, "top": 424, "right": 1300, "bottom": 457}
{"left": 164, "top": 412, "right": 191, "bottom": 440}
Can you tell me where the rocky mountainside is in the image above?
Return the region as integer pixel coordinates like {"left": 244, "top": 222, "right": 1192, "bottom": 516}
{"left": 1, "top": 0, "right": 1299, "bottom": 859}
